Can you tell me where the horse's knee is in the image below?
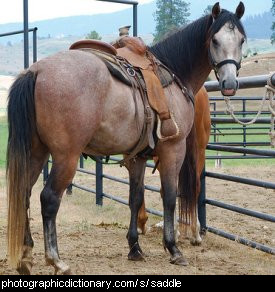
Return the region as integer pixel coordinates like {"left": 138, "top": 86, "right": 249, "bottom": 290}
{"left": 40, "top": 187, "right": 60, "bottom": 218}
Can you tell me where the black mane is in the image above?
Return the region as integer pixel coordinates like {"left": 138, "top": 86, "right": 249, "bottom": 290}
{"left": 150, "top": 10, "right": 246, "bottom": 82}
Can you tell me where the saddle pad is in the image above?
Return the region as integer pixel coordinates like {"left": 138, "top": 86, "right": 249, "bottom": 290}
{"left": 99, "top": 52, "right": 174, "bottom": 89}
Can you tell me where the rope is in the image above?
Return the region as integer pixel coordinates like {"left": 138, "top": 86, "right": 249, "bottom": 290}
{"left": 224, "top": 94, "right": 267, "bottom": 126}
{"left": 223, "top": 73, "right": 275, "bottom": 147}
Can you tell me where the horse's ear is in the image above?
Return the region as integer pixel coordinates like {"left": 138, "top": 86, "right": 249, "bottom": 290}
{"left": 235, "top": 2, "right": 245, "bottom": 19}
{"left": 212, "top": 2, "right": 221, "bottom": 20}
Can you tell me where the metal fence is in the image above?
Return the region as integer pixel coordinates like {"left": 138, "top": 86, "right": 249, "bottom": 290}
{"left": 0, "top": 28, "right": 38, "bottom": 65}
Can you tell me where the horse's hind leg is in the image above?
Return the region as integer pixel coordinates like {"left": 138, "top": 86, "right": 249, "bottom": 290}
{"left": 40, "top": 154, "right": 79, "bottom": 275}
{"left": 126, "top": 157, "right": 147, "bottom": 261}
{"left": 157, "top": 143, "right": 188, "bottom": 266}
{"left": 17, "top": 137, "right": 49, "bottom": 275}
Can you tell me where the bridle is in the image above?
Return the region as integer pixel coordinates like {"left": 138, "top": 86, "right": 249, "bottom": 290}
{"left": 208, "top": 46, "right": 241, "bottom": 81}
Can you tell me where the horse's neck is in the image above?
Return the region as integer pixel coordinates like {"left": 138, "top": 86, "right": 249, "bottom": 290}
{"left": 186, "top": 51, "right": 212, "bottom": 95}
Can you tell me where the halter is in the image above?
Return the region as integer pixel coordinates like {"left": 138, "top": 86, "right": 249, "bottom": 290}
{"left": 208, "top": 47, "right": 241, "bottom": 81}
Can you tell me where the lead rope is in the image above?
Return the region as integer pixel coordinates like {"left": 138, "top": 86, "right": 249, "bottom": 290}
{"left": 224, "top": 73, "right": 275, "bottom": 147}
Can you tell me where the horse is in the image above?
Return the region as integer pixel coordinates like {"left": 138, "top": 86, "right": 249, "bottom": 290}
{"left": 6, "top": 2, "right": 246, "bottom": 274}
{"left": 137, "top": 86, "right": 211, "bottom": 246}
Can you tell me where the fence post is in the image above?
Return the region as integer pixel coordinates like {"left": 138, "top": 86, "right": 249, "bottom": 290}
{"left": 32, "top": 27, "right": 37, "bottom": 63}
{"left": 133, "top": 4, "right": 138, "bottom": 37}
{"left": 243, "top": 99, "right": 247, "bottom": 155}
{"left": 198, "top": 167, "right": 207, "bottom": 234}
{"left": 43, "top": 162, "right": 49, "bottom": 185}
{"left": 23, "top": 0, "right": 29, "bottom": 69}
{"left": 80, "top": 155, "right": 84, "bottom": 169}
{"left": 96, "top": 157, "right": 103, "bottom": 206}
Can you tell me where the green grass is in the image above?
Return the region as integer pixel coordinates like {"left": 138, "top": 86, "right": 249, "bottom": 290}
{"left": 0, "top": 116, "right": 7, "bottom": 169}
{"left": 207, "top": 113, "right": 274, "bottom": 167}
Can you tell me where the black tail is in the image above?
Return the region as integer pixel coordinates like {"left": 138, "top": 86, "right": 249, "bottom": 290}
{"left": 178, "top": 123, "right": 197, "bottom": 226}
{"left": 6, "top": 70, "right": 37, "bottom": 267}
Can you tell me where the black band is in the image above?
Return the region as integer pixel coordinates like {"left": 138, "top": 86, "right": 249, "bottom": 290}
{"left": 216, "top": 59, "right": 241, "bottom": 71}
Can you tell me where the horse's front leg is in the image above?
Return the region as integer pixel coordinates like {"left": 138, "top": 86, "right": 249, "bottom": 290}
{"left": 126, "top": 157, "right": 147, "bottom": 261}
{"left": 157, "top": 142, "right": 188, "bottom": 266}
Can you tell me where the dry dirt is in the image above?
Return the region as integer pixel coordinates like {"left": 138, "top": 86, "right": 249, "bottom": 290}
{"left": 0, "top": 164, "right": 274, "bottom": 275}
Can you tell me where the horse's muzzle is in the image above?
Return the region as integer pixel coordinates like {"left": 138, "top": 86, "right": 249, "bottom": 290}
{"left": 220, "top": 79, "right": 239, "bottom": 96}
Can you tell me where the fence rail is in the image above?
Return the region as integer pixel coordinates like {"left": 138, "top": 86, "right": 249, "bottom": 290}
{"left": 205, "top": 74, "right": 275, "bottom": 91}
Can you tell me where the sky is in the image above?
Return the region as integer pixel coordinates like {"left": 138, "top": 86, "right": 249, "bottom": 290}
{"left": 0, "top": 0, "right": 153, "bottom": 24}
{"left": 0, "top": 0, "right": 273, "bottom": 25}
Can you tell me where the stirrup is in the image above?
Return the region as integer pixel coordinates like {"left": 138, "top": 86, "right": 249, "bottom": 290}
{"left": 156, "top": 112, "right": 180, "bottom": 142}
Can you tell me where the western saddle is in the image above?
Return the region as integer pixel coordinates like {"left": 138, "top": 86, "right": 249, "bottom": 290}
{"left": 70, "top": 33, "right": 192, "bottom": 163}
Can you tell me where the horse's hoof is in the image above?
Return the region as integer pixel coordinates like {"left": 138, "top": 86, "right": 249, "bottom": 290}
{"left": 50, "top": 260, "right": 71, "bottom": 275}
{"left": 170, "top": 255, "right": 188, "bottom": 266}
{"left": 190, "top": 237, "right": 202, "bottom": 246}
{"left": 137, "top": 226, "right": 147, "bottom": 235}
{"left": 54, "top": 266, "right": 72, "bottom": 275}
{"left": 17, "top": 260, "right": 33, "bottom": 275}
{"left": 128, "top": 248, "right": 146, "bottom": 262}
{"left": 61, "top": 268, "right": 72, "bottom": 275}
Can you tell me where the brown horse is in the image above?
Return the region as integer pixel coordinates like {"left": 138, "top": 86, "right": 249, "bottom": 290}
{"left": 6, "top": 2, "right": 245, "bottom": 274}
{"left": 137, "top": 86, "right": 211, "bottom": 246}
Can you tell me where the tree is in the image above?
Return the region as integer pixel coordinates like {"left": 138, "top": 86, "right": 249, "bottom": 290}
{"left": 154, "top": 0, "right": 190, "bottom": 42}
{"left": 203, "top": 5, "right": 213, "bottom": 16}
{"left": 271, "top": 0, "right": 275, "bottom": 44}
{"left": 86, "top": 30, "right": 102, "bottom": 40}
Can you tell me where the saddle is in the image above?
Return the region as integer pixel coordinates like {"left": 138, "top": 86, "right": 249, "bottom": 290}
{"left": 69, "top": 37, "right": 191, "bottom": 162}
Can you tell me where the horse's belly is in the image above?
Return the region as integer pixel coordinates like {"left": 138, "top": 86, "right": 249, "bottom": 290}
{"left": 84, "top": 126, "right": 142, "bottom": 156}
{"left": 84, "top": 78, "right": 147, "bottom": 156}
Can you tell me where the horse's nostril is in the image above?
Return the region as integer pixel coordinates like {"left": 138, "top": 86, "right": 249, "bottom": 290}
{"left": 222, "top": 79, "right": 238, "bottom": 90}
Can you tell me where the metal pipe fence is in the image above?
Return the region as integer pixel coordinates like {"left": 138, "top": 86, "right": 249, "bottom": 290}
{"left": 0, "top": 28, "right": 38, "bottom": 64}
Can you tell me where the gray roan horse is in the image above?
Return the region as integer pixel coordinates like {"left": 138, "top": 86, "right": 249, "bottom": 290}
{"left": 7, "top": 2, "right": 245, "bottom": 274}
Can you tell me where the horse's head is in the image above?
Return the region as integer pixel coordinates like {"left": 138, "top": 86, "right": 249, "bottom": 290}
{"left": 208, "top": 2, "right": 246, "bottom": 96}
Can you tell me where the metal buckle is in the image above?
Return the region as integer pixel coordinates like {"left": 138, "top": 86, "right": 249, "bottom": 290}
{"left": 127, "top": 67, "right": 136, "bottom": 77}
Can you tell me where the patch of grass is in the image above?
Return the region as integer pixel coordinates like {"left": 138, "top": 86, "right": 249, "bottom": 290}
{"left": 0, "top": 116, "right": 7, "bottom": 169}
{"left": 208, "top": 113, "right": 274, "bottom": 167}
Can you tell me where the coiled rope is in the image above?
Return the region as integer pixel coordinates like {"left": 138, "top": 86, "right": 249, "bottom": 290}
{"left": 224, "top": 73, "right": 275, "bottom": 147}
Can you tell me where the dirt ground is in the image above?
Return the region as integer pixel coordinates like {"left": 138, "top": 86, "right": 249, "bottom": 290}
{"left": 0, "top": 164, "right": 274, "bottom": 275}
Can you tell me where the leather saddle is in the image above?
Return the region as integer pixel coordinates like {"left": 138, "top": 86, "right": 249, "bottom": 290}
{"left": 69, "top": 37, "right": 189, "bottom": 163}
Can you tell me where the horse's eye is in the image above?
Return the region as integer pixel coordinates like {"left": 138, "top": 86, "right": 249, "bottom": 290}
{"left": 212, "top": 38, "right": 219, "bottom": 46}
{"left": 241, "top": 38, "right": 245, "bottom": 45}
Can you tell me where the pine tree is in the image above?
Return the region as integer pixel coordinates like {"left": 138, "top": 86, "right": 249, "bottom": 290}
{"left": 86, "top": 30, "right": 102, "bottom": 40}
{"left": 271, "top": 0, "right": 275, "bottom": 44}
{"left": 154, "top": 0, "right": 190, "bottom": 42}
{"left": 203, "top": 5, "right": 213, "bottom": 16}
